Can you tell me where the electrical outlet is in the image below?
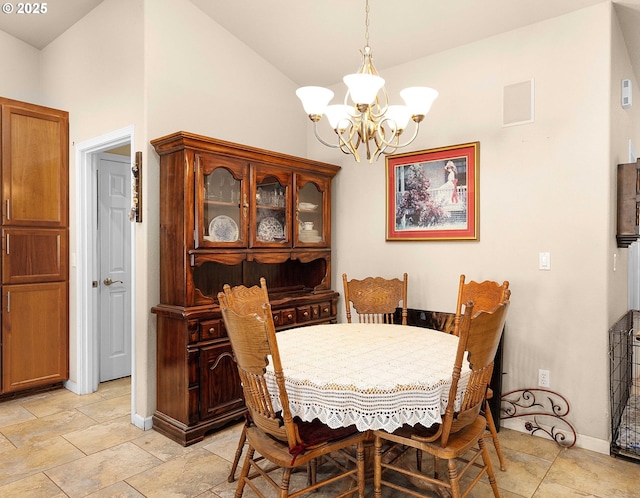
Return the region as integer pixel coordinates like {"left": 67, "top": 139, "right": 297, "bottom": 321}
{"left": 538, "top": 369, "right": 550, "bottom": 388}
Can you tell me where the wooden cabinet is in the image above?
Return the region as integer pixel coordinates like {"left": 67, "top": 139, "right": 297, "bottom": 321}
{"left": 151, "top": 131, "right": 340, "bottom": 445}
{"left": 2, "top": 282, "right": 68, "bottom": 392}
{"left": 617, "top": 159, "right": 640, "bottom": 248}
{"left": 0, "top": 97, "right": 69, "bottom": 396}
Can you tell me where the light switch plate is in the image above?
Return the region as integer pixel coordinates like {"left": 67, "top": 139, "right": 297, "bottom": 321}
{"left": 539, "top": 252, "right": 551, "bottom": 270}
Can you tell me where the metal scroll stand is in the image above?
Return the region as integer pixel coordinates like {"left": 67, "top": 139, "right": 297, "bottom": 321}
{"left": 500, "top": 388, "right": 577, "bottom": 448}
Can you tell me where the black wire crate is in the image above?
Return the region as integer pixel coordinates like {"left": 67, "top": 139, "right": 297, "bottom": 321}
{"left": 609, "top": 310, "right": 640, "bottom": 461}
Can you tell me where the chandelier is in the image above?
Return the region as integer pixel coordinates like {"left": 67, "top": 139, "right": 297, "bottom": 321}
{"left": 296, "top": 0, "right": 438, "bottom": 163}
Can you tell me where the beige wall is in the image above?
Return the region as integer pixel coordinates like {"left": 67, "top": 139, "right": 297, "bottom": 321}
{"left": 1, "top": 0, "right": 637, "bottom": 451}
{"left": 37, "top": 0, "right": 146, "bottom": 412}
{"left": 142, "top": 0, "right": 313, "bottom": 421}
{"left": 610, "top": 5, "right": 639, "bottom": 315}
{"left": 145, "top": 0, "right": 306, "bottom": 156}
{"left": 308, "top": 3, "right": 627, "bottom": 447}
{"left": 0, "top": 30, "right": 40, "bottom": 102}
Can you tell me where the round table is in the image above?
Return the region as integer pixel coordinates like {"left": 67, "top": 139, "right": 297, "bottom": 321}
{"left": 265, "top": 322, "right": 469, "bottom": 433}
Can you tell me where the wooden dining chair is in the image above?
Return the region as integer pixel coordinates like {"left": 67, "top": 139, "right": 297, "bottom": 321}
{"left": 219, "top": 279, "right": 271, "bottom": 483}
{"left": 373, "top": 299, "right": 510, "bottom": 498}
{"left": 219, "top": 279, "right": 366, "bottom": 498}
{"left": 342, "top": 272, "right": 408, "bottom": 325}
{"left": 455, "top": 274, "right": 510, "bottom": 471}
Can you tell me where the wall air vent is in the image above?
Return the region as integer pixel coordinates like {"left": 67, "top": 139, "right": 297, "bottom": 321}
{"left": 622, "top": 79, "right": 632, "bottom": 109}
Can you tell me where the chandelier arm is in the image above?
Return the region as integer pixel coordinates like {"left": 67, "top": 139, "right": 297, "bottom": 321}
{"left": 376, "top": 124, "right": 421, "bottom": 161}
{"left": 375, "top": 119, "right": 421, "bottom": 151}
{"left": 315, "top": 118, "right": 362, "bottom": 162}
{"left": 372, "top": 134, "right": 390, "bottom": 162}
{"left": 312, "top": 122, "right": 342, "bottom": 149}
{"left": 337, "top": 126, "right": 361, "bottom": 162}
{"left": 361, "top": 119, "right": 374, "bottom": 162}
{"left": 369, "top": 87, "right": 390, "bottom": 120}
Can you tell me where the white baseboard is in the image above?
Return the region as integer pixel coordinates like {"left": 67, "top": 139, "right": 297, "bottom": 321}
{"left": 132, "top": 413, "right": 153, "bottom": 431}
{"left": 501, "top": 418, "right": 609, "bottom": 455}
{"left": 63, "top": 380, "right": 80, "bottom": 395}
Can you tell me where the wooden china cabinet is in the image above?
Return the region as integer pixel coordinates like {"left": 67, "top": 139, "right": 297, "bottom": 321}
{"left": 0, "top": 97, "right": 69, "bottom": 397}
{"left": 151, "top": 131, "right": 340, "bottom": 445}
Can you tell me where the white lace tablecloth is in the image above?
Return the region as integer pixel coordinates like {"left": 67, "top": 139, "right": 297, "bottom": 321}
{"left": 265, "top": 323, "right": 468, "bottom": 432}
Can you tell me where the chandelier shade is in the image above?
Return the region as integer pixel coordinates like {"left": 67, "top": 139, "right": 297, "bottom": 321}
{"left": 325, "top": 105, "right": 353, "bottom": 131}
{"left": 400, "top": 87, "right": 439, "bottom": 117}
{"left": 295, "top": 86, "right": 334, "bottom": 117}
{"left": 296, "top": 0, "right": 438, "bottom": 163}
{"left": 343, "top": 73, "right": 385, "bottom": 105}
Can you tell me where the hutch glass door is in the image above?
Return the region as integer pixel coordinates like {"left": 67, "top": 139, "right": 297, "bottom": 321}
{"left": 196, "top": 156, "right": 247, "bottom": 248}
{"left": 296, "top": 180, "right": 326, "bottom": 246}
{"left": 253, "top": 170, "right": 291, "bottom": 248}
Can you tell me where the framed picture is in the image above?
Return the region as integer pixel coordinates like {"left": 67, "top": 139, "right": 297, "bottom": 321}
{"left": 386, "top": 142, "right": 479, "bottom": 241}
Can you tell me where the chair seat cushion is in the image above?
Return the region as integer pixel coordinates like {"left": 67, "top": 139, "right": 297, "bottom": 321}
{"left": 288, "top": 417, "right": 359, "bottom": 463}
{"left": 295, "top": 416, "right": 359, "bottom": 447}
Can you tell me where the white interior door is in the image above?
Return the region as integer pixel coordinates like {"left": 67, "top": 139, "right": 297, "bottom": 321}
{"left": 97, "top": 153, "right": 132, "bottom": 382}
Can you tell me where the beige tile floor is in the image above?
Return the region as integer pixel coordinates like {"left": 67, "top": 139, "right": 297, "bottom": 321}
{"left": 0, "top": 377, "right": 638, "bottom": 497}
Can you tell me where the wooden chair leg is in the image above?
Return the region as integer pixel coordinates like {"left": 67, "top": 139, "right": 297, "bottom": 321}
{"left": 479, "top": 436, "right": 501, "bottom": 497}
{"left": 373, "top": 435, "right": 382, "bottom": 498}
{"left": 485, "top": 400, "right": 506, "bottom": 471}
{"left": 235, "top": 446, "right": 253, "bottom": 498}
{"left": 447, "top": 457, "right": 462, "bottom": 498}
{"left": 227, "top": 424, "right": 248, "bottom": 482}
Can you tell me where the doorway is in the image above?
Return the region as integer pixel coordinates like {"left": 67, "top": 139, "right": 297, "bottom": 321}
{"left": 96, "top": 152, "right": 132, "bottom": 382}
{"left": 72, "top": 126, "right": 139, "bottom": 428}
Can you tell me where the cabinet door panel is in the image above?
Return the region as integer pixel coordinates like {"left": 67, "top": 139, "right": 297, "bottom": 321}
{"left": 2, "top": 105, "right": 68, "bottom": 227}
{"left": 2, "top": 282, "right": 68, "bottom": 392}
{"left": 199, "top": 342, "right": 244, "bottom": 420}
{"left": 3, "top": 228, "right": 68, "bottom": 284}
{"left": 294, "top": 173, "right": 331, "bottom": 247}
{"left": 251, "top": 164, "right": 292, "bottom": 248}
{"left": 195, "top": 154, "right": 248, "bottom": 249}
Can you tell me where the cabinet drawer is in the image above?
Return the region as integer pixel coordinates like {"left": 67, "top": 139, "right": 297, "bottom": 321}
{"left": 296, "top": 306, "right": 311, "bottom": 322}
{"left": 297, "top": 305, "right": 321, "bottom": 322}
{"left": 271, "top": 309, "right": 282, "bottom": 328}
{"left": 281, "top": 308, "right": 296, "bottom": 325}
{"left": 200, "top": 319, "right": 225, "bottom": 341}
{"left": 319, "top": 301, "right": 332, "bottom": 319}
{"left": 2, "top": 228, "right": 68, "bottom": 284}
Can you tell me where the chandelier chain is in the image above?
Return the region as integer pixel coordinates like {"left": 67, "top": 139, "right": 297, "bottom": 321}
{"left": 364, "top": 0, "right": 370, "bottom": 49}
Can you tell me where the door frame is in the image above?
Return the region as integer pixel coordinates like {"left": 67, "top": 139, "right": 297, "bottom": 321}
{"left": 71, "top": 125, "right": 140, "bottom": 428}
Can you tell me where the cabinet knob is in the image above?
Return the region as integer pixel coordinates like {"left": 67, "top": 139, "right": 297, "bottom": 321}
{"left": 209, "top": 328, "right": 215, "bottom": 334}
{"left": 303, "top": 311, "right": 309, "bottom": 317}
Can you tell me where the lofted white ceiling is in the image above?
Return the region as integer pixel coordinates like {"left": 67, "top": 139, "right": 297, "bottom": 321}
{"left": 0, "top": 0, "right": 103, "bottom": 49}
{"left": 0, "top": 0, "right": 638, "bottom": 85}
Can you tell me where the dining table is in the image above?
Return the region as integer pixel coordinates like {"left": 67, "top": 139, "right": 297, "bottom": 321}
{"left": 264, "top": 322, "right": 469, "bottom": 433}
